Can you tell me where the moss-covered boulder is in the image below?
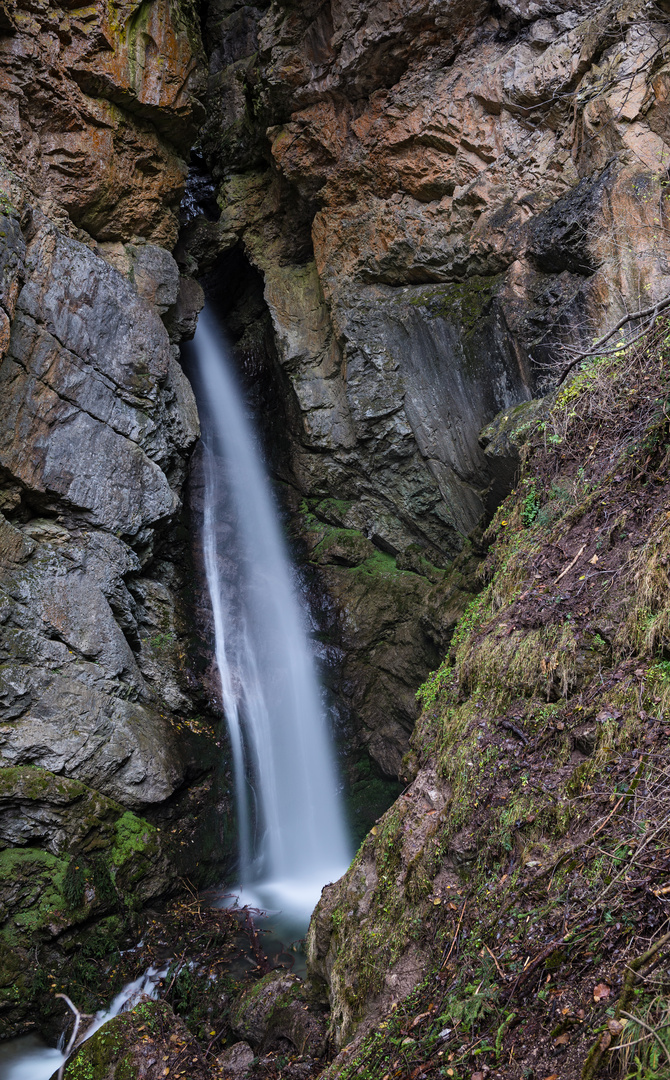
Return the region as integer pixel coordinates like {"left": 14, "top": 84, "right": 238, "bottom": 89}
{"left": 63, "top": 999, "right": 211, "bottom": 1080}
{"left": 0, "top": 767, "right": 178, "bottom": 1037}
{"left": 230, "top": 970, "right": 328, "bottom": 1057}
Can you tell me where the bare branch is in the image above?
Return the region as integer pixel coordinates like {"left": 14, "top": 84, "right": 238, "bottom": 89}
{"left": 552, "top": 294, "right": 670, "bottom": 386}
{"left": 620, "top": 1010, "right": 670, "bottom": 1066}
{"left": 54, "top": 993, "right": 94, "bottom": 1080}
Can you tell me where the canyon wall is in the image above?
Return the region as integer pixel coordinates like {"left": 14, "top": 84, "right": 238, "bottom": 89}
{"left": 191, "top": 0, "right": 670, "bottom": 778}
{"left": 0, "top": 0, "right": 225, "bottom": 1035}
{"left": 185, "top": 0, "right": 670, "bottom": 1055}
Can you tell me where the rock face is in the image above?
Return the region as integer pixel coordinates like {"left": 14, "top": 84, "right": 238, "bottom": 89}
{"left": 187, "top": 0, "right": 670, "bottom": 1050}
{"left": 189, "top": 0, "right": 670, "bottom": 776}
{"left": 0, "top": 0, "right": 204, "bottom": 247}
{"left": 0, "top": 0, "right": 225, "bottom": 1038}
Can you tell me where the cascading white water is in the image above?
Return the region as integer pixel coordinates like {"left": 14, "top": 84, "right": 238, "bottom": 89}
{"left": 188, "top": 308, "right": 350, "bottom": 929}
{"left": 0, "top": 967, "right": 167, "bottom": 1080}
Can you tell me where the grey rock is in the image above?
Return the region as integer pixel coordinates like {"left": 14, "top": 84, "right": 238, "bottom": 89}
{"left": 231, "top": 971, "right": 328, "bottom": 1057}
{"left": 126, "top": 243, "right": 180, "bottom": 314}
{"left": 165, "top": 275, "right": 205, "bottom": 342}
{"left": 0, "top": 224, "right": 199, "bottom": 538}
{"left": 216, "top": 1042, "right": 255, "bottom": 1078}
{"left": 0, "top": 672, "right": 184, "bottom": 808}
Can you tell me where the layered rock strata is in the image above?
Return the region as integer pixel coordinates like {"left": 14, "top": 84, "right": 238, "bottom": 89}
{"left": 188, "top": 0, "right": 670, "bottom": 1052}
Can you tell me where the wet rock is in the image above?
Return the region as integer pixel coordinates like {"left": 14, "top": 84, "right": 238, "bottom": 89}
{"left": 0, "top": 202, "right": 25, "bottom": 362}
{"left": 126, "top": 243, "right": 181, "bottom": 315}
{"left": 216, "top": 1040, "right": 255, "bottom": 1077}
{"left": 301, "top": 509, "right": 479, "bottom": 775}
{"left": 0, "top": 221, "right": 197, "bottom": 537}
{"left": 165, "top": 275, "right": 206, "bottom": 342}
{"left": 230, "top": 971, "right": 328, "bottom": 1057}
{"left": 63, "top": 1000, "right": 212, "bottom": 1080}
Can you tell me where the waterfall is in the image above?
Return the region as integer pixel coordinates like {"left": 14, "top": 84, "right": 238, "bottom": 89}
{"left": 0, "top": 967, "right": 167, "bottom": 1079}
{"left": 186, "top": 309, "right": 350, "bottom": 929}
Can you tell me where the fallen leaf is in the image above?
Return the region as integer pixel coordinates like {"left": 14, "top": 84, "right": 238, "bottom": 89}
{"left": 594, "top": 982, "right": 611, "bottom": 1001}
{"left": 554, "top": 1032, "right": 570, "bottom": 1045}
{"left": 599, "top": 1031, "right": 612, "bottom": 1051}
{"left": 543, "top": 1074, "right": 559, "bottom": 1080}
{"left": 608, "top": 1019, "right": 625, "bottom": 1035}
{"left": 589, "top": 554, "right": 599, "bottom": 564}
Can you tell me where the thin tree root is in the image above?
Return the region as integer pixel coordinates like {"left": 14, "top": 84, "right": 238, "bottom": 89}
{"left": 579, "top": 930, "right": 670, "bottom": 1080}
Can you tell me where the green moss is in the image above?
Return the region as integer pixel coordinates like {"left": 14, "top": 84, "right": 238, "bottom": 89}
{"left": 63, "top": 857, "right": 86, "bottom": 910}
{"left": 0, "top": 765, "right": 87, "bottom": 801}
{"left": 408, "top": 274, "right": 503, "bottom": 334}
{"left": 64, "top": 1011, "right": 128, "bottom": 1079}
{"left": 353, "top": 549, "right": 400, "bottom": 575}
{"left": 0, "top": 848, "right": 70, "bottom": 945}
{"left": 110, "top": 812, "right": 157, "bottom": 869}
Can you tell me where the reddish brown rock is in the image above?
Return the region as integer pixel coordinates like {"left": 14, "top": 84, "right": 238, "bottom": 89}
{"left": 0, "top": 0, "right": 204, "bottom": 246}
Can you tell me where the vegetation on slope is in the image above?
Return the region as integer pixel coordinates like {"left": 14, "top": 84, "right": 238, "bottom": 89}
{"left": 316, "top": 321, "right": 670, "bottom": 1080}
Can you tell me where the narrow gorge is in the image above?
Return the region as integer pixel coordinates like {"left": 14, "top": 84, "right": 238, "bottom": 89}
{"left": 1, "top": 0, "right": 670, "bottom": 1078}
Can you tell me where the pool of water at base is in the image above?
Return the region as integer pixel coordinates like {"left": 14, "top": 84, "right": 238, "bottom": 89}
{"left": 0, "top": 1034, "right": 64, "bottom": 1080}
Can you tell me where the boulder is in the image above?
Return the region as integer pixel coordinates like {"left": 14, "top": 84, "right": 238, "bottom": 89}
{"left": 230, "top": 971, "right": 328, "bottom": 1058}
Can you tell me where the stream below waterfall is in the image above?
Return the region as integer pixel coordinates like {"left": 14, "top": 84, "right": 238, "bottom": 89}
{"left": 0, "top": 967, "right": 167, "bottom": 1080}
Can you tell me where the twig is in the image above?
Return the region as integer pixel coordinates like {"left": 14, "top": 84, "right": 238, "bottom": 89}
{"left": 505, "top": 939, "right": 565, "bottom": 1002}
{"left": 484, "top": 943, "right": 509, "bottom": 981}
{"left": 555, "top": 544, "right": 586, "bottom": 584}
{"left": 55, "top": 994, "right": 91, "bottom": 1080}
{"left": 620, "top": 1010, "right": 670, "bottom": 1065}
{"left": 441, "top": 901, "right": 466, "bottom": 969}
{"left": 555, "top": 295, "right": 670, "bottom": 386}
{"left": 591, "top": 794, "right": 626, "bottom": 839}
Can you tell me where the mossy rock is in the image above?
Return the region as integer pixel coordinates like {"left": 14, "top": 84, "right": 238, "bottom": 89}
{"left": 63, "top": 1000, "right": 211, "bottom": 1080}
{"left": 408, "top": 274, "right": 503, "bottom": 334}
{"left": 230, "top": 970, "right": 327, "bottom": 1055}
{"left": 311, "top": 528, "right": 377, "bottom": 568}
{"left": 479, "top": 396, "right": 551, "bottom": 461}
{"left": 0, "top": 769, "right": 177, "bottom": 1034}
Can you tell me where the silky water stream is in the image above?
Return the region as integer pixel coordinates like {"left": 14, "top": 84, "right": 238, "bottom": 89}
{"left": 0, "top": 967, "right": 167, "bottom": 1079}
{"left": 188, "top": 309, "right": 351, "bottom": 937}
{"left": 0, "top": 308, "right": 351, "bottom": 1077}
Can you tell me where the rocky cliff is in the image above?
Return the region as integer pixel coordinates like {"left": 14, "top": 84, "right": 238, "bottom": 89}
{"left": 185, "top": 0, "right": 670, "bottom": 1074}
{"left": 187, "top": 0, "right": 670, "bottom": 779}
{"left": 0, "top": 0, "right": 230, "bottom": 1037}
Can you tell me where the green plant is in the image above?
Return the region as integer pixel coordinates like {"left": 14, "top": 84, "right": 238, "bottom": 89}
{"left": 521, "top": 484, "right": 540, "bottom": 526}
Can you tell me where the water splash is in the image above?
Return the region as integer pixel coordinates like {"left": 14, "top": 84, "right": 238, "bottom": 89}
{"left": 187, "top": 308, "right": 350, "bottom": 931}
{"left": 0, "top": 967, "right": 167, "bottom": 1080}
